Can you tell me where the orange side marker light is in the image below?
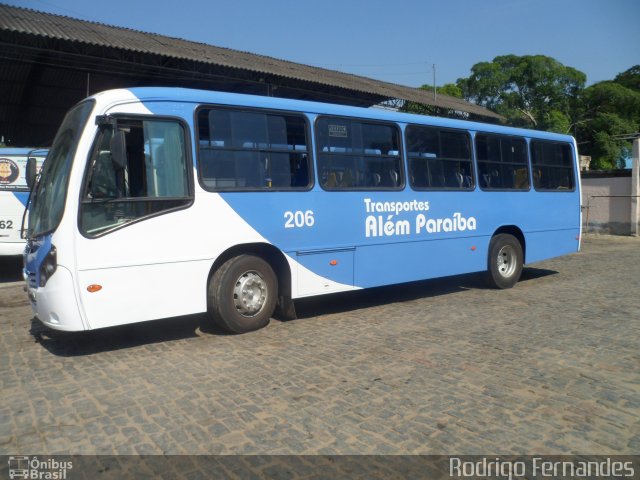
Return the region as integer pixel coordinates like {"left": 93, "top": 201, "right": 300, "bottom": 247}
{"left": 329, "top": 260, "right": 338, "bottom": 266}
{"left": 87, "top": 284, "right": 102, "bottom": 293}
{"left": 470, "top": 246, "right": 477, "bottom": 251}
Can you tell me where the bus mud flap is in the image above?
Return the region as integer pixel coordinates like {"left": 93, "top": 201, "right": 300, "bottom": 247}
{"left": 274, "top": 295, "right": 297, "bottom": 321}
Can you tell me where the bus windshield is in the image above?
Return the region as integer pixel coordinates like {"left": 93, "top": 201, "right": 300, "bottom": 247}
{"left": 28, "top": 100, "right": 94, "bottom": 238}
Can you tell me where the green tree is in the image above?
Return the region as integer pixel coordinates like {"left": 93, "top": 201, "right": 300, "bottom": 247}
{"left": 456, "top": 55, "right": 586, "bottom": 132}
{"left": 614, "top": 65, "right": 640, "bottom": 92}
{"left": 581, "top": 81, "right": 640, "bottom": 122}
{"left": 577, "top": 79, "right": 640, "bottom": 169}
{"left": 422, "top": 83, "right": 463, "bottom": 98}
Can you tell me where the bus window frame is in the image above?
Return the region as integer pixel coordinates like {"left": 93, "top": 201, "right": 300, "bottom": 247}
{"left": 529, "top": 139, "right": 577, "bottom": 192}
{"left": 194, "top": 104, "right": 315, "bottom": 193}
{"left": 474, "top": 132, "right": 532, "bottom": 192}
{"left": 405, "top": 124, "right": 476, "bottom": 192}
{"left": 77, "top": 113, "right": 195, "bottom": 239}
{"left": 315, "top": 115, "right": 405, "bottom": 192}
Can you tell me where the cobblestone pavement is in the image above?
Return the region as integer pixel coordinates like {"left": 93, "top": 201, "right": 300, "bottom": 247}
{"left": 0, "top": 236, "right": 638, "bottom": 455}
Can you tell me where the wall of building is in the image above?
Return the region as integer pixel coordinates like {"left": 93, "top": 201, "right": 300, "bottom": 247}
{"left": 581, "top": 139, "right": 640, "bottom": 236}
{"left": 582, "top": 174, "right": 632, "bottom": 234}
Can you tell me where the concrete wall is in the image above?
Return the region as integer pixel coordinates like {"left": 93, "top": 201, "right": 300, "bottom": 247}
{"left": 582, "top": 174, "right": 632, "bottom": 234}
{"left": 581, "top": 138, "right": 640, "bottom": 236}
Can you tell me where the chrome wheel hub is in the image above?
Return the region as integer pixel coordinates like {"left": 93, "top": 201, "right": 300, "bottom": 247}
{"left": 233, "top": 271, "right": 267, "bottom": 317}
{"left": 497, "top": 245, "right": 517, "bottom": 278}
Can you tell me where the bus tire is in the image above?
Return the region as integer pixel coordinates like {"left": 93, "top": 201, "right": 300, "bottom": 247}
{"left": 208, "top": 255, "right": 277, "bottom": 333}
{"left": 486, "top": 234, "right": 523, "bottom": 289}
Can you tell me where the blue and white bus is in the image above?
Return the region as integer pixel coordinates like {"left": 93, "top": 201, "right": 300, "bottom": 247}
{"left": 24, "top": 88, "right": 581, "bottom": 333}
{"left": 0, "top": 148, "right": 47, "bottom": 256}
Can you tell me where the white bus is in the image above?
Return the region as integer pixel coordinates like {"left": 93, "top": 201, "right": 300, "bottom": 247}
{"left": 24, "top": 88, "right": 581, "bottom": 333}
{"left": 0, "top": 148, "right": 47, "bottom": 256}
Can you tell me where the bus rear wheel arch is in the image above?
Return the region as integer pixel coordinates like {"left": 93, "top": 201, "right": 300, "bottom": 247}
{"left": 485, "top": 233, "right": 524, "bottom": 289}
{"left": 207, "top": 254, "right": 278, "bottom": 333}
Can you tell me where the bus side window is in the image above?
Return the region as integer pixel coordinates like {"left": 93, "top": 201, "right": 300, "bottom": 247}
{"left": 80, "top": 118, "right": 191, "bottom": 236}
{"left": 197, "top": 108, "right": 311, "bottom": 191}
{"left": 475, "top": 134, "right": 529, "bottom": 191}
{"left": 406, "top": 125, "right": 474, "bottom": 190}
{"left": 316, "top": 117, "right": 402, "bottom": 190}
{"left": 530, "top": 140, "right": 575, "bottom": 191}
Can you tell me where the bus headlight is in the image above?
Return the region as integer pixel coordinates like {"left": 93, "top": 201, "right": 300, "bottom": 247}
{"left": 39, "top": 245, "right": 57, "bottom": 287}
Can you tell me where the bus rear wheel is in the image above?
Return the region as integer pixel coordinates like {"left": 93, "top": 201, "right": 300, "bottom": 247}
{"left": 208, "top": 255, "right": 278, "bottom": 333}
{"left": 486, "top": 233, "right": 523, "bottom": 289}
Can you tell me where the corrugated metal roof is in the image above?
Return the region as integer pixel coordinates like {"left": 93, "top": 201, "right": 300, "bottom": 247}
{"left": 0, "top": 4, "right": 502, "bottom": 120}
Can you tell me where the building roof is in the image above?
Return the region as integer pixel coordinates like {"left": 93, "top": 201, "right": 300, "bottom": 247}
{"left": 0, "top": 4, "right": 502, "bottom": 120}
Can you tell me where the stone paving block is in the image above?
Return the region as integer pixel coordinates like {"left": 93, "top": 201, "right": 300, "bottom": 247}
{"left": 0, "top": 236, "right": 638, "bottom": 455}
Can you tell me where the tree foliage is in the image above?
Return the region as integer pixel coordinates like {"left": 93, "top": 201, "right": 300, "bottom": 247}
{"left": 614, "top": 65, "right": 640, "bottom": 92}
{"left": 577, "top": 78, "right": 640, "bottom": 169}
{"left": 420, "top": 83, "right": 463, "bottom": 98}
{"left": 456, "top": 55, "right": 585, "bottom": 132}
{"left": 454, "top": 57, "right": 639, "bottom": 169}
{"left": 405, "top": 57, "right": 639, "bottom": 169}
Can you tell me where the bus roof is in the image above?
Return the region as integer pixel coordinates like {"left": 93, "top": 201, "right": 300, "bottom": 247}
{"left": 93, "top": 87, "right": 576, "bottom": 144}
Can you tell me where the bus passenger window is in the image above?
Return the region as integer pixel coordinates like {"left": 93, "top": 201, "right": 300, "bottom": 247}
{"left": 530, "top": 140, "right": 575, "bottom": 191}
{"left": 197, "top": 108, "right": 311, "bottom": 191}
{"left": 316, "top": 117, "right": 402, "bottom": 190}
{"left": 406, "top": 125, "right": 474, "bottom": 190}
{"left": 475, "top": 134, "right": 529, "bottom": 191}
{"left": 80, "top": 118, "right": 191, "bottom": 236}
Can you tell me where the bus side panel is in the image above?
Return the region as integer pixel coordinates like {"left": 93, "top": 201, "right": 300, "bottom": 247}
{"left": 74, "top": 186, "right": 269, "bottom": 330}
{"left": 0, "top": 191, "right": 28, "bottom": 255}
{"left": 518, "top": 191, "right": 581, "bottom": 263}
{"left": 355, "top": 236, "right": 490, "bottom": 289}
{"left": 293, "top": 248, "right": 356, "bottom": 297}
{"left": 77, "top": 260, "right": 212, "bottom": 329}
{"left": 525, "top": 229, "right": 581, "bottom": 264}
{"left": 219, "top": 190, "right": 490, "bottom": 295}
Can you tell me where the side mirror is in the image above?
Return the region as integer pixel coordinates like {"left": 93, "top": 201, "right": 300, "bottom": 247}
{"left": 110, "top": 131, "right": 127, "bottom": 171}
{"left": 26, "top": 156, "right": 37, "bottom": 190}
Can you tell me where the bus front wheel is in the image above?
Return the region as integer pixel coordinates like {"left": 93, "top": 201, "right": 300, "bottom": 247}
{"left": 486, "top": 234, "right": 523, "bottom": 289}
{"left": 208, "top": 255, "right": 278, "bottom": 333}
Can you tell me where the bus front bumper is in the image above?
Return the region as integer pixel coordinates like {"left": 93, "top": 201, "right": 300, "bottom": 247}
{"left": 25, "top": 265, "right": 86, "bottom": 331}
